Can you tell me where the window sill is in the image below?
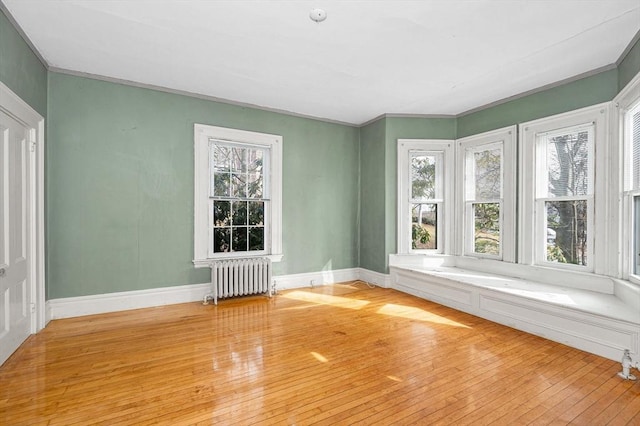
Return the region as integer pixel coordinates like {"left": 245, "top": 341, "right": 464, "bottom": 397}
{"left": 390, "top": 253, "right": 613, "bottom": 294}
{"left": 193, "top": 253, "right": 283, "bottom": 268}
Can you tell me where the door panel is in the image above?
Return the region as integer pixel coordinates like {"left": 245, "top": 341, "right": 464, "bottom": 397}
{"left": 0, "top": 109, "right": 31, "bottom": 366}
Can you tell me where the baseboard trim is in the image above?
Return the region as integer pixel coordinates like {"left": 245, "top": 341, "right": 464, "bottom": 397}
{"left": 45, "top": 268, "right": 391, "bottom": 320}
{"left": 358, "top": 268, "right": 392, "bottom": 288}
{"left": 274, "top": 268, "right": 361, "bottom": 291}
{"left": 47, "top": 283, "right": 213, "bottom": 321}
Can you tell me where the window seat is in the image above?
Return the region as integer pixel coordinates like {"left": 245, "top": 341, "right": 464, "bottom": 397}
{"left": 389, "top": 262, "right": 640, "bottom": 363}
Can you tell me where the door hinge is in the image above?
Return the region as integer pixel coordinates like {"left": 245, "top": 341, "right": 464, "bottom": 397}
{"left": 30, "top": 303, "right": 36, "bottom": 313}
{"left": 29, "top": 141, "right": 36, "bottom": 152}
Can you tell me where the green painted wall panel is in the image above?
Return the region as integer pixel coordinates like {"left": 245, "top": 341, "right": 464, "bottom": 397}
{"left": 47, "top": 72, "right": 359, "bottom": 298}
{"left": 456, "top": 69, "right": 618, "bottom": 138}
{"left": 359, "top": 118, "right": 387, "bottom": 273}
{"left": 0, "top": 9, "right": 47, "bottom": 116}
{"left": 619, "top": 36, "right": 640, "bottom": 91}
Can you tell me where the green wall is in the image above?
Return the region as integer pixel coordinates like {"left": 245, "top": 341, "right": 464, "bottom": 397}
{"left": 457, "top": 69, "right": 618, "bottom": 138}
{"left": 619, "top": 35, "right": 640, "bottom": 92}
{"left": 47, "top": 72, "right": 359, "bottom": 298}
{"left": 0, "top": 8, "right": 47, "bottom": 116}
{"left": 359, "top": 118, "right": 386, "bottom": 273}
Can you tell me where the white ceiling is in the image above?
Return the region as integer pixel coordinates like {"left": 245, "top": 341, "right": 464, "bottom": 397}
{"left": 3, "top": 0, "right": 640, "bottom": 125}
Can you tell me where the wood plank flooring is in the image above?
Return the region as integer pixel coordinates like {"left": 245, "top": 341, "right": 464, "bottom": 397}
{"left": 1, "top": 282, "right": 639, "bottom": 425}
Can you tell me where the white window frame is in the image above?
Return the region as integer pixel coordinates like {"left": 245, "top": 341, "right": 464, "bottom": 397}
{"left": 456, "top": 126, "right": 516, "bottom": 262}
{"left": 397, "top": 139, "right": 454, "bottom": 255}
{"left": 519, "top": 104, "right": 609, "bottom": 274}
{"left": 193, "top": 124, "right": 282, "bottom": 267}
{"left": 615, "top": 72, "right": 640, "bottom": 285}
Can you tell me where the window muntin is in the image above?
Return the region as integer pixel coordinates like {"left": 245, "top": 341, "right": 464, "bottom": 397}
{"left": 410, "top": 152, "right": 442, "bottom": 251}
{"left": 536, "top": 124, "right": 594, "bottom": 268}
{"left": 465, "top": 144, "right": 503, "bottom": 257}
{"left": 210, "top": 141, "right": 268, "bottom": 254}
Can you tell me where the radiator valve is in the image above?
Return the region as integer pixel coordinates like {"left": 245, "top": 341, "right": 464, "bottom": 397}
{"left": 618, "top": 349, "right": 637, "bottom": 380}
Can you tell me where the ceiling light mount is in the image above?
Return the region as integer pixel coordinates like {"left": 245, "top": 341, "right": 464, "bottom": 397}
{"left": 309, "top": 8, "right": 327, "bottom": 23}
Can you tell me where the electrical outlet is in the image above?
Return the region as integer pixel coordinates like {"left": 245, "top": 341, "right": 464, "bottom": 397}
{"left": 310, "top": 279, "right": 316, "bottom": 287}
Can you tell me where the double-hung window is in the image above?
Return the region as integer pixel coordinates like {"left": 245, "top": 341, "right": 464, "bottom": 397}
{"left": 411, "top": 151, "right": 442, "bottom": 250}
{"left": 629, "top": 104, "right": 640, "bottom": 278}
{"left": 623, "top": 99, "right": 640, "bottom": 280}
{"left": 211, "top": 142, "right": 268, "bottom": 254}
{"left": 193, "top": 124, "right": 282, "bottom": 266}
{"left": 398, "top": 140, "right": 454, "bottom": 255}
{"left": 536, "top": 124, "right": 594, "bottom": 267}
{"left": 615, "top": 73, "right": 640, "bottom": 283}
{"left": 457, "top": 126, "right": 516, "bottom": 261}
{"left": 520, "top": 104, "right": 607, "bottom": 272}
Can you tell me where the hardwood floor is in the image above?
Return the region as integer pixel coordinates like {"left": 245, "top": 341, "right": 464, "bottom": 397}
{"left": 1, "top": 282, "right": 639, "bottom": 425}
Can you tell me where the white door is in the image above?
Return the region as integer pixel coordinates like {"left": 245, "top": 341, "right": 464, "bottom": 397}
{"left": 0, "top": 109, "right": 32, "bottom": 365}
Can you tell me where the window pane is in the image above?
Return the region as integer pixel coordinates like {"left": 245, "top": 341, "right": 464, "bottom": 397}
{"left": 248, "top": 201, "right": 264, "bottom": 225}
{"left": 546, "top": 130, "right": 590, "bottom": 197}
{"left": 213, "top": 173, "right": 230, "bottom": 197}
{"left": 633, "top": 109, "right": 640, "bottom": 190}
{"left": 473, "top": 203, "right": 500, "bottom": 255}
{"left": 231, "top": 174, "right": 247, "bottom": 198}
{"left": 248, "top": 149, "right": 263, "bottom": 173}
{"left": 213, "top": 228, "right": 230, "bottom": 253}
{"left": 231, "top": 147, "right": 247, "bottom": 172}
{"left": 232, "top": 201, "right": 247, "bottom": 226}
{"left": 411, "top": 203, "right": 437, "bottom": 249}
{"left": 545, "top": 200, "right": 587, "bottom": 265}
{"left": 411, "top": 154, "right": 436, "bottom": 200}
{"left": 248, "top": 174, "right": 263, "bottom": 199}
{"left": 232, "top": 228, "right": 248, "bottom": 252}
{"left": 213, "top": 145, "right": 231, "bottom": 172}
{"left": 474, "top": 148, "right": 501, "bottom": 200}
{"left": 248, "top": 227, "right": 264, "bottom": 251}
{"left": 213, "top": 201, "right": 231, "bottom": 226}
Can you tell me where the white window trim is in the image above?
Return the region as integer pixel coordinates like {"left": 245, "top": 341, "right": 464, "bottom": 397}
{"left": 397, "top": 139, "right": 454, "bottom": 255}
{"left": 614, "top": 71, "right": 640, "bottom": 284}
{"left": 519, "top": 103, "right": 610, "bottom": 274}
{"left": 193, "top": 124, "right": 283, "bottom": 267}
{"left": 455, "top": 126, "right": 516, "bottom": 262}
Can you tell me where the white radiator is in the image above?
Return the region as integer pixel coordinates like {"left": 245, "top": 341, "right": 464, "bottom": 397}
{"left": 209, "top": 258, "right": 272, "bottom": 305}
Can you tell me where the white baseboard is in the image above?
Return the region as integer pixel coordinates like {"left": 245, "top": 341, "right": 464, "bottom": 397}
{"left": 47, "top": 283, "right": 212, "bottom": 321}
{"left": 358, "top": 268, "right": 391, "bottom": 288}
{"left": 45, "top": 268, "right": 391, "bottom": 320}
{"left": 273, "top": 268, "right": 360, "bottom": 291}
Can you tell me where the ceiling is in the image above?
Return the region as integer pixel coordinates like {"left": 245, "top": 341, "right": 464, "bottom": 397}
{"left": 3, "top": 0, "right": 640, "bottom": 125}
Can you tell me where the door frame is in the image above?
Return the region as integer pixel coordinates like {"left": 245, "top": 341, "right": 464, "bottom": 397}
{"left": 0, "top": 81, "right": 46, "bottom": 333}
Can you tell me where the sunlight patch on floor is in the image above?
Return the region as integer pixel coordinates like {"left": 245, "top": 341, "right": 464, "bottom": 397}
{"left": 376, "top": 303, "right": 471, "bottom": 328}
{"left": 310, "top": 351, "right": 328, "bottom": 363}
{"left": 282, "top": 291, "right": 370, "bottom": 310}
